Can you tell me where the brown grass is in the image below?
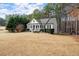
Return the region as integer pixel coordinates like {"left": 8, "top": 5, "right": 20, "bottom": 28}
{"left": 0, "top": 27, "right": 79, "bottom": 56}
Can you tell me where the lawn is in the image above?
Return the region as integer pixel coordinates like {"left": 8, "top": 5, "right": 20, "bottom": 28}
{"left": 0, "top": 27, "right": 79, "bottom": 56}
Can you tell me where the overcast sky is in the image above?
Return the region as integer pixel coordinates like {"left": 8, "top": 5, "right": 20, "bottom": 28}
{"left": 0, "top": 3, "right": 47, "bottom": 19}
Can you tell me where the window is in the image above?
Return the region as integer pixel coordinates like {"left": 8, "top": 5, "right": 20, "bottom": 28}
{"left": 36, "top": 25, "right": 40, "bottom": 29}
{"left": 45, "top": 25, "right": 47, "bottom": 29}
{"left": 41, "top": 25, "right": 44, "bottom": 29}
{"left": 33, "top": 20, "right": 35, "bottom": 22}
{"left": 50, "top": 24, "right": 51, "bottom": 29}
{"left": 51, "top": 24, "right": 54, "bottom": 29}
{"left": 33, "top": 25, "right": 35, "bottom": 30}
{"left": 36, "top": 25, "right": 38, "bottom": 28}
{"left": 37, "top": 25, "right": 39, "bottom": 28}
{"left": 40, "top": 25, "right": 42, "bottom": 28}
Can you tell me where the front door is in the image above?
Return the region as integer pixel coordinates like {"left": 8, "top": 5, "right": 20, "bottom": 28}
{"left": 33, "top": 25, "right": 35, "bottom": 31}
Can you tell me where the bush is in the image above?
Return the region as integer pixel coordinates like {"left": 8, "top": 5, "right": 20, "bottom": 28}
{"left": 40, "top": 29, "right": 54, "bottom": 34}
{"left": 6, "top": 15, "right": 29, "bottom": 32}
{"left": 15, "top": 24, "right": 24, "bottom": 32}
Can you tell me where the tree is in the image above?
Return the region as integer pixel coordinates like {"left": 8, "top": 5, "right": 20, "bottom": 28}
{"left": 32, "top": 9, "right": 43, "bottom": 19}
{"left": 44, "top": 3, "right": 62, "bottom": 33}
{"left": 27, "top": 14, "right": 33, "bottom": 21}
{"left": 6, "top": 14, "right": 29, "bottom": 32}
{"left": 54, "top": 4, "right": 62, "bottom": 33}
{"left": 0, "top": 18, "right": 5, "bottom": 26}
{"left": 43, "top": 3, "right": 54, "bottom": 32}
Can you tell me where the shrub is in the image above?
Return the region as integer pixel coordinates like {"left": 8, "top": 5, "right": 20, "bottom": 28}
{"left": 15, "top": 24, "right": 24, "bottom": 32}
{"left": 6, "top": 15, "right": 29, "bottom": 32}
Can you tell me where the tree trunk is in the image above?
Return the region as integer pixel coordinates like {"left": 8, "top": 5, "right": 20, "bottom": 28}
{"left": 64, "top": 15, "right": 67, "bottom": 33}
{"left": 76, "top": 16, "right": 78, "bottom": 35}
{"left": 56, "top": 15, "right": 61, "bottom": 34}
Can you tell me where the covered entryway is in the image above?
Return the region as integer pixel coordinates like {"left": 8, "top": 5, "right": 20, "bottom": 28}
{"left": 31, "top": 24, "right": 40, "bottom": 32}
{"left": 27, "top": 19, "right": 41, "bottom": 32}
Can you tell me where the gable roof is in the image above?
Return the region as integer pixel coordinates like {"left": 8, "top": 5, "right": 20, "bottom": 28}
{"left": 29, "top": 19, "right": 39, "bottom": 23}
{"left": 37, "top": 18, "right": 56, "bottom": 24}
{"left": 27, "top": 18, "right": 40, "bottom": 25}
{"left": 27, "top": 18, "right": 56, "bottom": 25}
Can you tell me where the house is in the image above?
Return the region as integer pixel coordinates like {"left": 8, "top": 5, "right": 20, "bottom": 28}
{"left": 27, "top": 18, "right": 57, "bottom": 33}
{"left": 27, "top": 19, "right": 41, "bottom": 32}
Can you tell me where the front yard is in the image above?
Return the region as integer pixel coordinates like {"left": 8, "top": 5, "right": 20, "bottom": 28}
{"left": 0, "top": 27, "right": 79, "bottom": 56}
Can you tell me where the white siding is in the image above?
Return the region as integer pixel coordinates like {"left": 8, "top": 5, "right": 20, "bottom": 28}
{"left": 40, "top": 18, "right": 57, "bottom": 33}
{"left": 27, "top": 18, "right": 57, "bottom": 33}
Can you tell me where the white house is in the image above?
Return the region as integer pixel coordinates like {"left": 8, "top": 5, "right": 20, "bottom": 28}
{"left": 27, "top": 19, "right": 41, "bottom": 32}
{"left": 27, "top": 18, "right": 57, "bottom": 33}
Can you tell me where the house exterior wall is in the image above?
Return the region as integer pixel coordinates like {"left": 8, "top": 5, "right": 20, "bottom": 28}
{"left": 27, "top": 23, "right": 41, "bottom": 32}
{"left": 51, "top": 18, "right": 57, "bottom": 33}
{"left": 40, "top": 18, "right": 57, "bottom": 33}
{"left": 27, "top": 18, "right": 57, "bottom": 33}
{"left": 27, "top": 19, "right": 41, "bottom": 32}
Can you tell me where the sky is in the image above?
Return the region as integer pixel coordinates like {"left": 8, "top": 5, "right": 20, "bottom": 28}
{"left": 0, "top": 3, "right": 47, "bottom": 19}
